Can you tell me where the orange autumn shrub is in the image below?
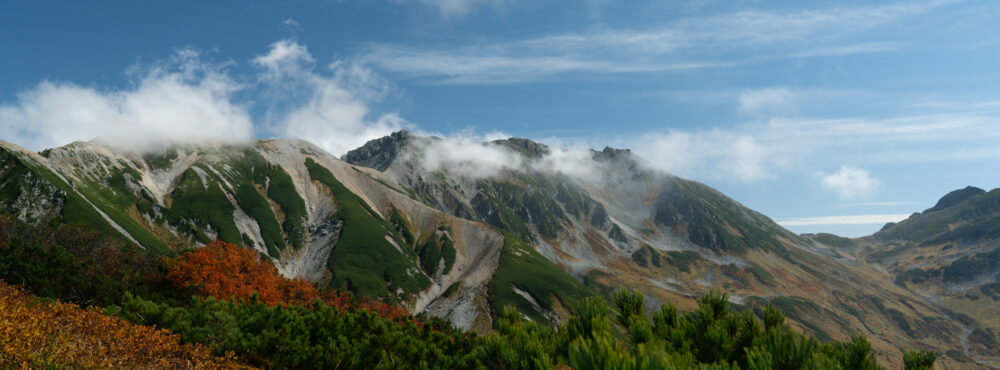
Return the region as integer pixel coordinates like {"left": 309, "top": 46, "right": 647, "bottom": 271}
{"left": 165, "top": 240, "right": 411, "bottom": 322}
{"left": 0, "top": 279, "right": 252, "bottom": 369}
{"left": 358, "top": 298, "right": 412, "bottom": 322}
{"left": 165, "top": 240, "right": 320, "bottom": 306}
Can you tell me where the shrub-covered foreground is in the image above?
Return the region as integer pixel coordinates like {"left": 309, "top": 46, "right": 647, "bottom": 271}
{"left": 0, "top": 215, "right": 938, "bottom": 369}
{"left": 0, "top": 280, "right": 248, "bottom": 369}
{"left": 473, "top": 290, "right": 937, "bottom": 370}
{"left": 111, "top": 287, "right": 937, "bottom": 369}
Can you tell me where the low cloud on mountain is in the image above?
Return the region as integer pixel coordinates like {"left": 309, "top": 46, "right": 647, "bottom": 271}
{"left": 406, "top": 133, "right": 524, "bottom": 178}
{"left": 0, "top": 39, "right": 403, "bottom": 155}
{"left": 398, "top": 131, "right": 603, "bottom": 181}
{"left": 0, "top": 49, "right": 254, "bottom": 153}
{"left": 5, "top": 37, "right": 1000, "bottom": 200}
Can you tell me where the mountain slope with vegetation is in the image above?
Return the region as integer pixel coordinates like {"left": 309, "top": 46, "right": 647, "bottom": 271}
{"left": 0, "top": 213, "right": 938, "bottom": 369}
{"left": 344, "top": 131, "right": 979, "bottom": 368}
{"left": 847, "top": 186, "right": 1000, "bottom": 365}
{"left": 0, "top": 133, "right": 983, "bottom": 367}
{"left": 0, "top": 138, "right": 518, "bottom": 329}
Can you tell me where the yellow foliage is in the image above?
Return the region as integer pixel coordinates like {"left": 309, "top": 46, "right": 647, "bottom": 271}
{"left": 0, "top": 280, "right": 254, "bottom": 369}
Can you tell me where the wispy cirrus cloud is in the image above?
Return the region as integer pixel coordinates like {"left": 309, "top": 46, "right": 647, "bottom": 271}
{"left": 625, "top": 93, "right": 1000, "bottom": 183}
{"left": 738, "top": 88, "right": 795, "bottom": 116}
{"left": 831, "top": 201, "right": 916, "bottom": 208}
{"left": 777, "top": 214, "right": 910, "bottom": 226}
{"left": 413, "top": 0, "right": 514, "bottom": 18}
{"left": 360, "top": 1, "right": 952, "bottom": 84}
{"left": 790, "top": 41, "right": 903, "bottom": 58}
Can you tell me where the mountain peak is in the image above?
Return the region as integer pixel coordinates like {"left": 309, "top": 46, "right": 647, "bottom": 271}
{"left": 341, "top": 130, "right": 414, "bottom": 171}
{"left": 924, "top": 185, "right": 986, "bottom": 214}
{"left": 491, "top": 137, "right": 550, "bottom": 158}
{"left": 592, "top": 146, "right": 645, "bottom": 174}
{"left": 597, "top": 146, "right": 631, "bottom": 158}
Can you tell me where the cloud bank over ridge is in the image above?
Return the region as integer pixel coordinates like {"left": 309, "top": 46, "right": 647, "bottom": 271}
{"left": 0, "top": 50, "right": 254, "bottom": 153}
{"left": 0, "top": 40, "right": 402, "bottom": 156}
{"left": 4, "top": 35, "right": 1000, "bottom": 197}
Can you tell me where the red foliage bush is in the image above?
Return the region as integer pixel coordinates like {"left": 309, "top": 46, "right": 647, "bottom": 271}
{"left": 165, "top": 241, "right": 299, "bottom": 306}
{"left": 165, "top": 241, "right": 411, "bottom": 322}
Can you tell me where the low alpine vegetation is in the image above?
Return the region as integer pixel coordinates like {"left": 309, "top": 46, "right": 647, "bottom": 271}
{"left": 0, "top": 214, "right": 936, "bottom": 369}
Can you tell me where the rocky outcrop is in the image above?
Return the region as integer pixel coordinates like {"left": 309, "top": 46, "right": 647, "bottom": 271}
{"left": 342, "top": 130, "right": 413, "bottom": 171}
{"left": 492, "top": 137, "right": 550, "bottom": 158}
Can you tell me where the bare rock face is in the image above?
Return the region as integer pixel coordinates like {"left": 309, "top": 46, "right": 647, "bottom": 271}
{"left": 342, "top": 130, "right": 414, "bottom": 171}
{"left": 492, "top": 137, "right": 550, "bottom": 158}
{"left": 0, "top": 168, "right": 67, "bottom": 222}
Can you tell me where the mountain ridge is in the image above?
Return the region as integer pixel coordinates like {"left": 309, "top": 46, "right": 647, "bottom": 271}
{"left": 0, "top": 133, "right": 987, "bottom": 367}
{"left": 851, "top": 185, "right": 1000, "bottom": 363}
{"left": 343, "top": 131, "right": 978, "bottom": 368}
{"left": 924, "top": 186, "right": 986, "bottom": 214}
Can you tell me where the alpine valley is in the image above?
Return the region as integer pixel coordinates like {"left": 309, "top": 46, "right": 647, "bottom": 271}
{"left": 1, "top": 131, "right": 996, "bottom": 368}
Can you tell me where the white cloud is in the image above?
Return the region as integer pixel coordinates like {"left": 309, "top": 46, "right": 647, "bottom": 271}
{"left": 400, "top": 130, "right": 604, "bottom": 180}
{"left": 0, "top": 39, "right": 407, "bottom": 157}
{"left": 7, "top": 31, "right": 1000, "bottom": 191}
{"left": 820, "top": 165, "right": 882, "bottom": 200}
{"left": 634, "top": 129, "right": 781, "bottom": 183}
{"left": 532, "top": 145, "right": 601, "bottom": 180}
{"left": 361, "top": 1, "right": 947, "bottom": 84}
{"left": 408, "top": 133, "right": 524, "bottom": 178}
{"left": 614, "top": 99, "right": 1000, "bottom": 184}
{"left": 738, "top": 88, "right": 795, "bottom": 116}
{"left": 282, "top": 18, "right": 302, "bottom": 32}
{"left": 777, "top": 213, "right": 910, "bottom": 226}
{"left": 0, "top": 49, "right": 253, "bottom": 152}
{"left": 253, "top": 39, "right": 405, "bottom": 156}
{"left": 253, "top": 39, "right": 314, "bottom": 79}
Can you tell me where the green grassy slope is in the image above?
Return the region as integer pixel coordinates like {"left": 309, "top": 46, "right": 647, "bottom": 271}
{"left": 0, "top": 147, "right": 168, "bottom": 253}
{"left": 653, "top": 178, "right": 801, "bottom": 254}
{"left": 488, "top": 232, "right": 595, "bottom": 323}
{"left": 876, "top": 188, "right": 1000, "bottom": 244}
{"left": 169, "top": 168, "right": 243, "bottom": 246}
{"left": 305, "top": 158, "right": 429, "bottom": 301}
{"left": 252, "top": 154, "right": 308, "bottom": 250}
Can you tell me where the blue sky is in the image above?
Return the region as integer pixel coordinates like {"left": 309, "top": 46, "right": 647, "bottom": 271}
{"left": 3, "top": 0, "right": 1000, "bottom": 236}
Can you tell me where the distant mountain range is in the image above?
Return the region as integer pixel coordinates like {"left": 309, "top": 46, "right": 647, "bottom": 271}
{"left": 1, "top": 131, "right": 996, "bottom": 368}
